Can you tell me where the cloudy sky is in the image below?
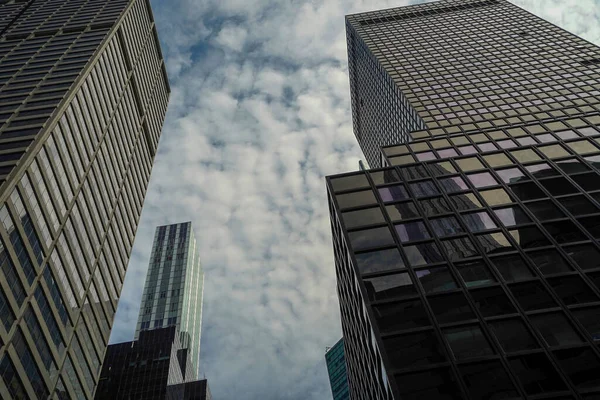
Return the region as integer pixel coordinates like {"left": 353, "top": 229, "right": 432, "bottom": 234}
{"left": 108, "top": 0, "right": 600, "bottom": 398}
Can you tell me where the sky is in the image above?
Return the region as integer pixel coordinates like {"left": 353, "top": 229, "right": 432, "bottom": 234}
{"left": 108, "top": 0, "right": 600, "bottom": 398}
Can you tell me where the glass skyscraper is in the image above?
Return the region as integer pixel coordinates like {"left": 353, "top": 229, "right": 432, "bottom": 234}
{"left": 328, "top": 0, "right": 600, "bottom": 399}
{"left": 0, "top": 0, "right": 169, "bottom": 398}
{"left": 135, "top": 221, "right": 204, "bottom": 380}
{"left": 325, "top": 338, "right": 350, "bottom": 400}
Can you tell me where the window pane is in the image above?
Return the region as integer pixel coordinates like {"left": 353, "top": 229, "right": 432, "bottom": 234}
{"left": 430, "top": 216, "right": 464, "bottom": 237}
{"left": 355, "top": 248, "right": 405, "bottom": 275}
{"left": 471, "top": 287, "right": 516, "bottom": 317}
{"left": 420, "top": 197, "right": 452, "bottom": 216}
{"left": 373, "top": 299, "right": 430, "bottom": 333}
{"left": 428, "top": 292, "right": 475, "bottom": 324}
{"left": 370, "top": 169, "right": 401, "bottom": 186}
{"left": 439, "top": 176, "right": 469, "bottom": 193}
{"left": 524, "top": 200, "right": 564, "bottom": 221}
{"left": 404, "top": 242, "right": 444, "bottom": 267}
{"left": 348, "top": 226, "right": 395, "bottom": 251}
{"left": 494, "top": 206, "right": 529, "bottom": 227}
{"left": 330, "top": 174, "right": 368, "bottom": 192}
{"left": 394, "top": 368, "right": 463, "bottom": 400}
{"left": 410, "top": 180, "right": 439, "bottom": 198}
{"left": 379, "top": 185, "right": 408, "bottom": 203}
{"left": 395, "top": 221, "right": 430, "bottom": 242}
{"left": 460, "top": 361, "right": 519, "bottom": 400}
{"left": 564, "top": 244, "right": 600, "bottom": 270}
{"left": 548, "top": 276, "right": 598, "bottom": 305}
{"left": 510, "top": 281, "right": 556, "bottom": 311}
{"left": 342, "top": 207, "right": 385, "bottom": 229}
{"left": 510, "top": 182, "right": 546, "bottom": 201}
{"left": 441, "top": 237, "right": 478, "bottom": 261}
{"left": 336, "top": 190, "right": 377, "bottom": 209}
{"left": 527, "top": 250, "right": 572, "bottom": 275}
{"left": 510, "top": 353, "right": 566, "bottom": 395}
{"left": 491, "top": 254, "right": 535, "bottom": 282}
{"left": 444, "top": 325, "right": 493, "bottom": 360}
{"left": 530, "top": 312, "right": 583, "bottom": 347}
{"left": 573, "top": 307, "right": 600, "bottom": 341}
{"left": 386, "top": 202, "right": 419, "bottom": 221}
{"left": 559, "top": 195, "right": 599, "bottom": 216}
{"left": 383, "top": 331, "right": 446, "bottom": 370}
{"left": 489, "top": 318, "right": 540, "bottom": 352}
{"left": 467, "top": 172, "right": 497, "bottom": 188}
{"left": 416, "top": 266, "right": 457, "bottom": 293}
{"left": 449, "top": 192, "right": 482, "bottom": 211}
{"left": 554, "top": 348, "right": 600, "bottom": 389}
{"left": 496, "top": 167, "right": 524, "bottom": 183}
{"left": 464, "top": 211, "right": 497, "bottom": 232}
{"left": 364, "top": 272, "right": 415, "bottom": 301}
{"left": 455, "top": 260, "right": 496, "bottom": 287}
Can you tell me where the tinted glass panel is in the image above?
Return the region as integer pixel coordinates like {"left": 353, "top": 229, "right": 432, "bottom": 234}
{"left": 489, "top": 318, "right": 540, "bottom": 353}
{"left": 509, "top": 353, "right": 566, "bottom": 395}
{"left": 554, "top": 348, "right": 600, "bottom": 389}
{"left": 455, "top": 260, "right": 496, "bottom": 287}
{"left": 383, "top": 331, "right": 446, "bottom": 369}
{"left": 410, "top": 180, "right": 439, "bottom": 198}
{"left": 336, "top": 190, "right": 377, "bottom": 209}
{"left": 364, "top": 272, "right": 416, "bottom": 301}
{"left": 444, "top": 325, "right": 493, "bottom": 360}
{"left": 428, "top": 292, "right": 475, "bottom": 324}
{"left": 524, "top": 200, "right": 564, "bottom": 221}
{"left": 527, "top": 250, "right": 572, "bottom": 275}
{"left": 490, "top": 254, "right": 534, "bottom": 282}
{"left": 404, "top": 242, "right": 444, "bottom": 267}
{"left": 342, "top": 207, "right": 385, "bottom": 229}
{"left": 573, "top": 307, "right": 600, "bottom": 341}
{"left": 379, "top": 185, "right": 409, "bottom": 202}
{"left": 530, "top": 312, "right": 583, "bottom": 347}
{"left": 355, "top": 248, "right": 405, "bottom": 275}
{"left": 471, "top": 287, "right": 516, "bottom": 317}
{"left": 548, "top": 276, "right": 598, "bottom": 305}
{"left": 394, "top": 368, "right": 462, "bottom": 400}
{"left": 330, "top": 174, "right": 368, "bottom": 192}
{"left": 373, "top": 300, "right": 430, "bottom": 333}
{"left": 460, "top": 361, "right": 519, "bottom": 400}
{"left": 395, "top": 221, "right": 431, "bottom": 243}
{"left": 348, "top": 226, "right": 395, "bottom": 251}
{"left": 416, "top": 266, "right": 457, "bottom": 293}
{"left": 386, "top": 202, "right": 419, "bottom": 221}
{"left": 564, "top": 244, "right": 600, "bottom": 270}
{"left": 441, "top": 237, "right": 478, "bottom": 261}
{"left": 430, "top": 216, "right": 464, "bottom": 237}
{"left": 510, "top": 281, "right": 556, "bottom": 311}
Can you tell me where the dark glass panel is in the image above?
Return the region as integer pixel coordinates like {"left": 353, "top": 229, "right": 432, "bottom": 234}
{"left": 511, "top": 353, "right": 567, "bottom": 395}
{"left": 355, "top": 248, "right": 405, "bottom": 275}
{"left": 386, "top": 201, "right": 419, "bottom": 221}
{"left": 430, "top": 216, "right": 464, "bottom": 237}
{"left": 572, "top": 172, "right": 600, "bottom": 191}
{"left": 539, "top": 177, "right": 577, "bottom": 196}
{"left": 420, "top": 197, "right": 452, "bottom": 216}
{"left": 342, "top": 207, "right": 385, "bottom": 229}
{"left": 579, "top": 216, "right": 600, "bottom": 239}
{"left": 559, "top": 195, "right": 599, "bottom": 216}
{"left": 336, "top": 190, "right": 377, "bottom": 209}
{"left": 510, "top": 226, "right": 550, "bottom": 249}
{"left": 455, "top": 260, "right": 496, "bottom": 287}
{"left": 348, "top": 226, "right": 395, "bottom": 251}
{"left": 449, "top": 192, "right": 482, "bottom": 211}
{"left": 409, "top": 180, "right": 439, "bottom": 198}
{"left": 494, "top": 206, "right": 530, "bottom": 227}
{"left": 544, "top": 220, "right": 587, "bottom": 244}
{"left": 548, "top": 275, "right": 598, "bottom": 305}
{"left": 403, "top": 242, "right": 444, "bottom": 267}
{"left": 370, "top": 169, "right": 401, "bottom": 186}
{"left": 489, "top": 318, "right": 540, "bottom": 353}
{"left": 527, "top": 250, "right": 572, "bottom": 275}
{"left": 530, "top": 312, "right": 583, "bottom": 347}
{"left": 416, "top": 266, "right": 457, "bottom": 293}
{"left": 330, "top": 174, "right": 369, "bottom": 192}
{"left": 463, "top": 211, "right": 497, "bottom": 232}
{"left": 441, "top": 237, "right": 478, "bottom": 261}
{"left": 460, "top": 361, "right": 519, "bottom": 400}
{"left": 379, "top": 185, "right": 409, "bottom": 202}
{"left": 444, "top": 324, "right": 494, "bottom": 360}
{"left": 364, "top": 272, "right": 416, "bottom": 301}
{"left": 524, "top": 200, "right": 564, "bottom": 221}
{"left": 373, "top": 299, "right": 430, "bottom": 333}
{"left": 510, "top": 281, "right": 556, "bottom": 311}
{"left": 395, "top": 221, "right": 430, "bottom": 243}
{"left": 471, "top": 287, "right": 516, "bottom": 317}
{"left": 564, "top": 243, "right": 600, "bottom": 270}
{"left": 428, "top": 292, "right": 475, "bottom": 324}
{"left": 554, "top": 348, "right": 600, "bottom": 389}
{"left": 573, "top": 307, "right": 600, "bottom": 341}
{"left": 510, "top": 182, "right": 546, "bottom": 201}
{"left": 477, "top": 232, "right": 514, "bottom": 254}
{"left": 439, "top": 176, "right": 469, "bottom": 193}
{"left": 491, "top": 254, "right": 535, "bottom": 282}
{"left": 383, "top": 330, "right": 446, "bottom": 369}
{"left": 394, "top": 368, "right": 463, "bottom": 400}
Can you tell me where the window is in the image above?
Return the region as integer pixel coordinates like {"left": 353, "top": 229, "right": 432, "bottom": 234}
{"left": 342, "top": 207, "right": 385, "bottom": 229}
{"left": 455, "top": 260, "right": 496, "bottom": 287}
{"left": 395, "top": 221, "right": 431, "bottom": 242}
{"left": 330, "top": 174, "right": 369, "bottom": 192}
{"left": 441, "top": 237, "right": 478, "bottom": 261}
{"left": 460, "top": 361, "right": 519, "bottom": 400}
{"left": 355, "top": 248, "right": 405, "bottom": 275}
{"left": 428, "top": 292, "right": 475, "bottom": 324}
{"left": 489, "top": 318, "right": 540, "bottom": 353}
{"left": 336, "top": 190, "right": 377, "bottom": 209}
{"left": 548, "top": 275, "right": 598, "bottom": 305}
{"left": 554, "top": 348, "right": 600, "bottom": 389}
{"left": 373, "top": 299, "right": 430, "bottom": 333}
{"left": 430, "top": 216, "right": 464, "bottom": 237}
{"left": 394, "top": 368, "right": 462, "bottom": 400}
{"left": 348, "top": 226, "right": 395, "bottom": 251}
{"left": 363, "top": 272, "right": 416, "bottom": 301}
{"left": 416, "top": 266, "right": 457, "bottom": 293}
{"left": 471, "top": 287, "right": 516, "bottom": 317}
{"left": 573, "top": 307, "right": 600, "bottom": 341}
{"left": 444, "top": 324, "right": 493, "bottom": 360}
{"left": 383, "top": 330, "right": 446, "bottom": 369}
{"left": 490, "top": 254, "right": 534, "bottom": 282}
{"left": 509, "top": 353, "right": 566, "bottom": 395}
{"left": 403, "top": 242, "right": 444, "bottom": 266}
{"left": 510, "top": 281, "right": 557, "bottom": 311}
{"left": 379, "top": 185, "right": 408, "bottom": 202}
{"left": 527, "top": 250, "right": 572, "bottom": 275}
{"left": 531, "top": 312, "right": 583, "bottom": 347}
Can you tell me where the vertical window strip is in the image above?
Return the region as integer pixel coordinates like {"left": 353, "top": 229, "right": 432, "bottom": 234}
{"left": 34, "top": 285, "right": 66, "bottom": 357}
{"left": 0, "top": 205, "right": 36, "bottom": 285}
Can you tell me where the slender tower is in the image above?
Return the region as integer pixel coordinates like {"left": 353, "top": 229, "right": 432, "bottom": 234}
{"left": 328, "top": 0, "right": 600, "bottom": 399}
{"left": 0, "top": 0, "right": 169, "bottom": 398}
{"left": 135, "top": 222, "right": 204, "bottom": 380}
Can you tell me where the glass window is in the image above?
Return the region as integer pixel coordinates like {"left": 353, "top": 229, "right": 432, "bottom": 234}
{"left": 430, "top": 216, "right": 464, "bottom": 237}
{"left": 455, "top": 157, "right": 483, "bottom": 171}
{"left": 490, "top": 254, "right": 534, "bottom": 282}
{"left": 480, "top": 188, "right": 512, "bottom": 206}
{"left": 439, "top": 176, "right": 469, "bottom": 193}
{"left": 394, "top": 368, "right": 462, "bottom": 400}
{"left": 511, "top": 149, "right": 541, "bottom": 163}
{"left": 379, "top": 185, "right": 408, "bottom": 202}
{"left": 573, "top": 307, "right": 600, "bottom": 341}
{"left": 383, "top": 330, "right": 446, "bottom": 370}
{"left": 444, "top": 325, "right": 493, "bottom": 360}
{"left": 494, "top": 206, "right": 529, "bottom": 227}
{"left": 477, "top": 232, "right": 513, "bottom": 254}
{"left": 455, "top": 260, "right": 495, "bottom": 287}
{"left": 464, "top": 211, "right": 497, "bottom": 232}
{"left": 471, "top": 286, "right": 516, "bottom": 317}
{"left": 395, "top": 221, "right": 431, "bottom": 243}
{"left": 403, "top": 242, "right": 444, "bottom": 267}
{"left": 363, "top": 272, "right": 416, "bottom": 301}
{"left": 330, "top": 174, "right": 368, "bottom": 192}
{"left": 373, "top": 299, "right": 430, "bottom": 333}
{"left": 441, "top": 237, "right": 478, "bottom": 261}
{"left": 510, "top": 281, "right": 556, "bottom": 311}
{"left": 428, "top": 292, "right": 475, "bottom": 324}
{"left": 429, "top": 161, "right": 456, "bottom": 176}
{"left": 548, "top": 275, "right": 598, "bottom": 305}
{"left": 484, "top": 153, "right": 513, "bottom": 168}
{"left": 524, "top": 200, "right": 564, "bottom": 221}
{"left": 467, "top": 172, "right": 498, "bottom": 188}
{"left": 510, "top": 226, "right": 549, "bottom": 248}
{"left": 416, "top": 266, "right": 457, "bottom": 293}
{"left": 572, "top": 172, "right": 600, "bottom": 191}
{"left": 489, "top": 318, "right": 540, "bottom": 352}
{"left": 554, "top": 348, "right": 600, "bottom": 389}
{"left": 531, "top": 312, "right": 583, "bottom": 347}
{"left": 495, "top": 167, "right": 524, "bottom": 183}
{"left": 509, "top": 353, "right": 566, "bottom": 395}
{"left": 386, "top": 202, "right": 419, "bottom": 221}
{"left": 342, "top": 207, "right": 385, "bottom": 229}
{"left": 370, "top": 169, "right": 401, "bottom": 186}
{"left": 509, "top": 182, "right": 546, "bottom": 201}
{"left": 409, "top": 180, "right": 439, "bottom": 198}
{"left": 449, "top": 193, "right": 482, "bottom": 211}
{"left": 348, "top": 226, "right": 395, "bottom": 251}
{"left": 539, "top": 177, "right": 577, "bottom": 196}
{"left": 420, "top": 197, "right": 452, "bottom": 216}
{"left": 355, "top": 248, "right": 405, "bottom": 275}
{"left": 559, "top": 195, "right": 599, "bottom": 216}
{"left": 336, "top": 190, "right": 377, "bottom": 209}
{"left": 460, "top": 361, "right": 519, "bottom": 400}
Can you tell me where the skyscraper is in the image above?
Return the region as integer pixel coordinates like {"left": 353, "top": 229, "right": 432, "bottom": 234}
{"left": 0, "top": 0, "right": 169, "bottom": 398}
{"left": 328, "top": 0, "right": 600, "bottom": 399}
{"left": 325, "top": 338, "right": 350, "bottom": 400}
{"left": 135, "top": 221, "right": 204, "bottom": 380}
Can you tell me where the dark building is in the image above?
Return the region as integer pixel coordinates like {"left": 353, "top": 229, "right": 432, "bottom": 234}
{"left": 95, "top": 326, "right": 211, "bottom": 400}
{"left": 328, "top": 0, "right": 600, "bottom": 399}
{"left": 325, "top": 338, "right": 350, "bottom": 400}
{"left": 0, "top": 0, "right": 169, "bottom": 398}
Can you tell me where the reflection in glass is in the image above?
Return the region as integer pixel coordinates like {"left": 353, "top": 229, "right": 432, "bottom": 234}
{"left": 364, "top": 272, "right": 415, "bottom": 301}
{"left": 373, "top": 299, "right": 430, "bottom": 333}
{"left": 494, "top": 206, "right": 529, "bottom": 227}
{"left": 555, "top": 348, "right": 600, "bottom": 389}
{"left": 330, "top": 173, "right": 369, "bottom": 192}
{"left": 471, "top": 287, "right": 516, "bottom": 317}
{"left": 441, "top": 237, "right": 478, "bottom": 261}
{"left": 510, "top": 354, "right": 566, "bottom": 395}
{"left": 395, "top": 221, "right": 430, "bottom": 243}
{"left": 348, "top": 226, "right": 395, "bottom": 251}
{"left": 428, "top": 292, "right": 475, "bottom": 324}
{"left": 495, "top": 167, "right": 524, "bottom": 183}
{"left": 439, "top": 176, "right": 469, "bottom": 193}
{"left": 548, "top": 275, "right": 598, "bottom": 305}
{"left": 455, "top": 260, "right": 495, "bottom": 287}
{"left": 342, "top": 207, "right": 385, "bottom": 229}
{"left": 510, "top": 281, "right": 556, "bottom": 311}
{"left": 573, "top": 307, "right": 600, "bottom": 340}
{"left": 378, "top": 185, "right": 408, "bottom": 202}
{"left": 444, "top": 325, "right": 493, "bottom": 360}
{"left": 394, "top": 368, "right": 463, "bottom": 400}
{"left": 464, "top": 211, "right": 497, "bottom": 232}
{"left": 490, "top": 254, "right": 534, "bottom": 281}
{"left": 530, "top": 312, "right": 583, "bottom": 347}
{"left": 403, "top": 242, "right": 444, "bottom": 267}
{"left": 416, "top": 266, "right": 457, "bottom": 293}
{"left": 564, "top": 243, "right": 600, "bottom": 270}
{"left": 409, "top": 180, "right": 439, "bottom": 198}
{"left": 430, "top": 216, "right": 464, "bottom": 237}
{"left": 460, "top": 361, "right": 519, "bottom": 400}
{"left": 336, "top": 190, "right": 377, "bottom": 209}
{"left": 420, "top": 197, "right": 452, "bottom": 216}
{"left": 467, "top": 172, "right": 497, "bottom": 188}
{"left": 527, "top": 250, "right": 571, "bottom": 275}
{"left": 477, "top": 232, "right": 513, "bottom": 254}
{"left": 354, "top": 248, "right": 405, "bottom": 275}
{"left": 385, "top": 202, "right": 418, "bottom": 221}
{"left": 489, "top": 318, "right": 539, "bottom": 352}
{"left": 383, "top": 331, "right": 446, "bottom": 369}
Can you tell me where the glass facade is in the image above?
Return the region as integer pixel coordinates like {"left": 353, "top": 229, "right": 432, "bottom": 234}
{"left": 325, "top": 338, "right": 350, "bottom": 400}
{"left": 330, "top": 0, "right": 600, "bottom": 399}
{"left": 135, "top": 222, "right": 204, "bottom": 380}
{"left": 0, "top": 0, "right": 169, "bottom": 398}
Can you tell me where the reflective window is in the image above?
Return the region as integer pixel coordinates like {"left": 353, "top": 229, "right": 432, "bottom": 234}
{"left": 444, "top": 325, "right": 493, "bottom": 360}
{"left": 554, "top": 348, "right": 600, "bottom": 389}
{"left": 348, "top": 226, "right": 395, "bottom": 251}
{"left": 342, "top": 207, "right": 385, "bottom": 229}
{"left": 364, "top": 272, "right": 416, "bottom": 301}
{"left": 430, "top": 216, "right": 464, "bottom": 237}
{"left": 464, "top": 211, "right": 497, "bottom": 232}
{"left": 420, "top": 197, "right": 452, "bottom": 216}
{"left": 494, "top": 206, "right": 529, "bottom": 227}
{"left": 489, "top": 318, "right": 540, "bottom": 353}
{"left": 370, "top": 169, "right": 401, "bottom": 186}
{"left": 548, "top": 275, "right": 598, "bottom": 305}
{"left": 330, "top": 174, "right": 368, "bottom": 192}
{"left": 460, "top": 361, "right": 519, "bottom": 400}
{"left": 409, "top": 180, "right": 439, "bottom": 198}
{"left": 336, "top": 190, "right": 377, "bottom": 209}
{"left": 379, "top": 185, "right": 408, "bottom": 202}
{"left": 527, "top": 250, "right": 572, "bottom": 275}
{"left": 510, "top": 353, "right": 566, "bottom": 395}
{"left": 395, "top": 221, "right": 431, "bottom": 242}
{"left": 531, "top": 312, "right": 583, "bottom": 347}
{"left": 559, "top": 195, "right": 599, "bottom": 216}
{"left": 428, "top": 292, "right": 475, "bottom": 324}
{"left": 416, "top": 266, "right": 457, "bottom": 293}
{"left": 394, "top": 368, "right": 462, "bottom": 400}
{"left": 467, "top": 172, "right": 497, "bottom": 188}
{"left": 455, "top": 260, "right": 496, "bottom": 287}
{"left": 386, "top": 202, "right": 419, "bottom": 221}
{"left": 384, "top": 331, "right": 446, "bottom": 369}
{"left": 524, "top": 200, "right": 564, "bottom": 221}
{"left": 439, "top": 176, "right": 469, "bottom": 193}
{"left": 441, "top": 237, "right": 478, "bottom": 261}
{"left": 510, "top": 281, "right": 556, "bottom": 311}
{"left": 572, "top": 307, "right": 600, "bottom": 341}
{"left": 490, "top": 254, "right": 534, "bottom": 282}
{"left": 496, "top": 167, "right": 524, "bottom": 183}
{"left": 373, "top": 299, "right": 430, "bottom": 333}
{"left": 450, "top": 193, "right": 482, "bottom": 211}
{"left": 355, "top": 248, "right": 405, "bottom": 275}
{"left": 471, "top": 287, "right": 516, "bottom": 317}
{"left": 403, "top": 242, "right": 444, "bottom": 267}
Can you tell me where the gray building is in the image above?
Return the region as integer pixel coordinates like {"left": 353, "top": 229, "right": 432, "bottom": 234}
{"left": 0, "top": 0, "right": 169, "bottom": 398}
{"left": 329, "top": 0, "right": 600, "bottom": 399}
{"left": 325, "top": 338, "right": 350, "bottom": 400}
{"left": 135, "top": 222, "right": 204, "bottom": 380}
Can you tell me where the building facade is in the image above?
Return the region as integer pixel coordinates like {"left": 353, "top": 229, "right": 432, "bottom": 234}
{"left": 325, "top": 338, "right": 350, "bottom": 400}
{"left": 135, "top": 222, "right": 204, "bottom": 380}
{"left": 329, "top": 0, "right": 600, "bottom": 399}
{"left": 0, "top": 0, "right": 169, "bottom": 398}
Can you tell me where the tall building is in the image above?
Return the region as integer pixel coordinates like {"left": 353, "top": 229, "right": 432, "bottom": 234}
{"left": 135, "top": 221, "right": 204, "bottom": 380}
{"left": 95, "top": 326, "right": 211, "bottom": 400}
{"left": 328, "top": 0, "right": 600, "bottom": 399}
{"left": 325, "top": 338, "right": 350, "bottom": 400}
{"left": 0, "top": 0, "right": 169, "bottom": 398}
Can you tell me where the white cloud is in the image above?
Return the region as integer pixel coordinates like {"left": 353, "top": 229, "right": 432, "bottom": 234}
{"left": 110, "top": 0, "right": 600, "bottom": 399}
